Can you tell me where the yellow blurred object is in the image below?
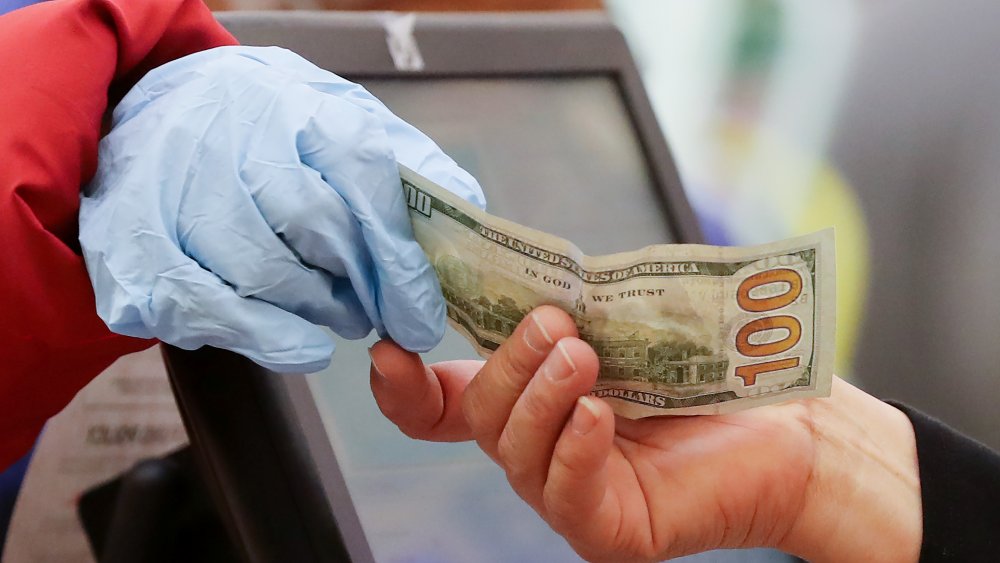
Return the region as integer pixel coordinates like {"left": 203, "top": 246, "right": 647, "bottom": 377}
{"left": 794, "top": 163, "right": 869, "bottom": 377}
{"left": 705, "top": 120, "right": 869, "bottom": 377}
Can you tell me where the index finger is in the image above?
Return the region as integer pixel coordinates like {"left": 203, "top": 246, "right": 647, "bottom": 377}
{"left": 462, "top": 305, "right": 580, "bottom": 461}
{"left": 296, "top": 93, "right": 446, "bottom": 353}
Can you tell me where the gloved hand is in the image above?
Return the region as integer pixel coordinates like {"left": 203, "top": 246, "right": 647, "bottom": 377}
{"left": 79, "top": 46, "right": 485, "bottom": 373}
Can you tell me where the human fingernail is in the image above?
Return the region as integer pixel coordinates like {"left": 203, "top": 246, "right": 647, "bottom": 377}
{"left": 368, "top": 347, "right": 389, "bottom": 383}
{"left": 523, "top": 312, "right": 554, "bottom": 354}
{"left": 571, "top": 396, "right": 601, "bottom": 435}
{"left": 543, "top": 340, "right": 577, "bottom": 382}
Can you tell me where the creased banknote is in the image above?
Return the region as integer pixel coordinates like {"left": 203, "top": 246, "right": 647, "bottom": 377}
{"left": 402, "top": 166, "right": 835, "bottom": 417}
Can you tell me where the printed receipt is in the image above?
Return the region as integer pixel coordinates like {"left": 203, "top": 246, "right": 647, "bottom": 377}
{"left": 2, "top": 347, "right": 188, "bottom": 563}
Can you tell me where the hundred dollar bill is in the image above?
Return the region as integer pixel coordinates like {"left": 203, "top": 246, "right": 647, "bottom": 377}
{"left": 401, "top": 166, "right": 835, "bottom": 417}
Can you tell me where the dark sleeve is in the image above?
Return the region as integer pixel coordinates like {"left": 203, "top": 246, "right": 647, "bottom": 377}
{"left": 887, "top": 402, "right": 1000, "bottom": 561}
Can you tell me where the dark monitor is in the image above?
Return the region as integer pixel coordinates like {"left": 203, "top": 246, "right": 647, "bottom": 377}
{"left": 162, "top": 10, "right": 781, "bottom": 563}
{"left": 363, "top": 75, "right": 676, "bottom": 254}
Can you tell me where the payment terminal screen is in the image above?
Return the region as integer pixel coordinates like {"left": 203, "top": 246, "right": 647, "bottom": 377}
{"left": 363, "top": 76, "right": 676, "bottom": 254}
{"left": 306, "top": 76, "right": 682, "bottom": 563}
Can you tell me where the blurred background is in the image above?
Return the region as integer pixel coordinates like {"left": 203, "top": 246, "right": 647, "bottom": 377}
{"left": 193, "top": 0, "right": 999, "bottom": 445}
{"left": 4, "top": 0, "right": 1000, "bottom": 562}
{"left": 609, "top": 0, "right": 1000, "bottom": 455}
{"left": 219, "top": 0, "right": 1000, "bottom": 559}
{"left": 207, "top": 0, "right": 996, "bottom": 421}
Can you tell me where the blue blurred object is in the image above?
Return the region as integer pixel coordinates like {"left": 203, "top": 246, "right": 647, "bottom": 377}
{"left": 0, "top": 0, "right": 42, "bottom": 16}
{"left": 0, "top": 447, "right": 33, "bottom": 553}
{"left": 80, "top": 46, "right": 484, "bottom": 373}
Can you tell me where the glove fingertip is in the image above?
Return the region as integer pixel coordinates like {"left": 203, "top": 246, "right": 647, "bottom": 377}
{"left": 385, "top": 294, "right": 447, "bottom": 354}
{"left": 447, "top": 174, "right": 487, "bottom": 211}
{"left": 243, "top": 327, "right": 336, "bottom": 374}
{"left": 397, "top": 328, "right": 444, "bottom": 354}
{"left": 253, "top": 351, "right": 334, "bottom": 375}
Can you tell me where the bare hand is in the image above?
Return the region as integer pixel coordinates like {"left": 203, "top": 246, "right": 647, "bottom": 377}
{"left": 369, "top": 305, "right": 921, "bottom": 562}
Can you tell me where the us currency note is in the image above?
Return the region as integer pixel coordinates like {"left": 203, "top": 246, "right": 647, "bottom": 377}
{"left": 401, "top": 166, "right": 835, "bottom": 417}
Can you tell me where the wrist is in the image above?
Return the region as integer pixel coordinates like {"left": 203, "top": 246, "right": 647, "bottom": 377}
{"left": 781, "top": 377, "right": 922, "bottom": 562}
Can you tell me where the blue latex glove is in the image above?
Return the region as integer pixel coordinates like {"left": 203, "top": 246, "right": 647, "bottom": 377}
{"left": 80, "top": 46, "right": 485, "bottom": 373}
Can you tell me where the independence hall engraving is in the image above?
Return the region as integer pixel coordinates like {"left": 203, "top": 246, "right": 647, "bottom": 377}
{"left": 582, "top": 334, "right": 728, "bottom": 385}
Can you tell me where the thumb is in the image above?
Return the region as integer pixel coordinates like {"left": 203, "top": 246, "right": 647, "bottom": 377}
{"left": 369, "top": 339, "right": 480, "bottom": 442}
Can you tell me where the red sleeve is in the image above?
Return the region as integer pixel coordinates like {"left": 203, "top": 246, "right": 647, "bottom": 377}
{"left": 0, "top": 0, "right": 237, "bottom": 469}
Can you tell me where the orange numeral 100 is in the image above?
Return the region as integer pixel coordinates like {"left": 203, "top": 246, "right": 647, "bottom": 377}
{"left": 734, "top": 269, "right": 803, "bottom": 386}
